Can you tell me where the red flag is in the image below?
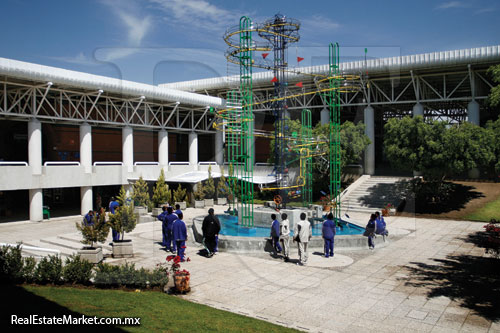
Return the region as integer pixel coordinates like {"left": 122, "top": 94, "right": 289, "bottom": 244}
{"left": 271, "top": 76, "right": 278, "bottom": 83}
{"left": 297, "top": 56, "right": 304, "bottom": 63}
{"left": 295, "top": 82, "right": 303, "bottom": 88}
{"left": 262, "top": 53, "right": 269, "bottom": 59}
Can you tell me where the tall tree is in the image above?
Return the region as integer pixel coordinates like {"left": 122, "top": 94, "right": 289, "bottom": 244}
{"left": 203, "top": 165, "right": 215, "bottom": 199}
{"left": 132, "top": 176, "right": 150, "bottom": 207}
{"left": 488, "top": 64, "right": 500, "bottom": 107}
{"left": 217, "top": 166, "right": 230, "bottom": 198}
{"left": 152, "top": 169, "right": 171, "bottom": 207}
{"left": 108, "top": 186, "right": 137, "bottom": 241}
{"left": 172, "top": 184, "right": 187, "bottom": 203}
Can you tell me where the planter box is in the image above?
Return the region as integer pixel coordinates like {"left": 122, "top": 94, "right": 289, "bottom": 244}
{"left": 112, "top": 240, "right": 133, "bottom": 258}
{"left": 134, "top": 206, "right": 147, "bottom": 216}
{"left": 175, "top": 202, "right": 187, "bottom": 210}
{"left": 204, "top": 198, "right": 214, "bottom": 207}
{"left": 152, "top": 207, "right": 162, "bottom": 217}
{"left": 216, "top": 197, "right": 227, "bottom": 205}
{"left": 194, "top": 200, "right": 205, "bottom": 208}
{"left": 78, "top": 247, "right": 103, "bottom": 264}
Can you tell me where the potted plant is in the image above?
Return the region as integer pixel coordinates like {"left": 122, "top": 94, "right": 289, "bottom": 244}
{"left": 132, "top": 176, "right": 150, "bottom": 216}
{"left": 382, "top": 203, "right": 393, "bottom": 216}
{"left": 216, "top": 166, "right": 229, "bottom": 205}
{"left": 108, "top": 186, "right": 137, "bottom": 258}
{"left": 164, "top": 255, "right": 191, "bottom": 293}
{"left": 193, "top": 182, "right": 205, "bottom": 208}
{"left": 173, "top": 184, "right": 187, "bottom": 210}
{"left": 75, "top": 208, "right": 110, "bottom": 263}
{"left": 203, "top": 166, "right": 215, "bottom": 207}
{"left": 152, "top": 169, "right": 171, "bottom": 216}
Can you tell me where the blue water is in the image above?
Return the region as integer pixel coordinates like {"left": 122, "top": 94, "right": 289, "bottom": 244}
{"left": 217, "top": 215, "right": 364, "bottom": 237}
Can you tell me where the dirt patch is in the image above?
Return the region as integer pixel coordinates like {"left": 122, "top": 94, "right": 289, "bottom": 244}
{"left": 398, "top": 181, "right": 500, "bottom": 220}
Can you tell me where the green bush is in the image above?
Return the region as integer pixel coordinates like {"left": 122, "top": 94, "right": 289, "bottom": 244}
{"left": 21, "top": 257, "right": 37, "bottom": 283}
{"left": 0, "top": 245, "right": 25, "bottom": 283}
{"left": 94, "top": 262, "right": 168, "bottom": 289}
{"left": 62, "top": 255, "right": 94, "bottom": 285}
{"left": 35, "top": 255, "right": 63, "bottom": 285}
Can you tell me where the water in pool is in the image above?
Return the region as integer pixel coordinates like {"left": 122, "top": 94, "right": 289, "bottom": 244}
{"left": 217, "top": 214, "right": 364, "bottom": 237}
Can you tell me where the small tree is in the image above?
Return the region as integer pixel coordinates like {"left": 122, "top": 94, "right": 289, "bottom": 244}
{"left": 108, "top": 186, "right": 137, "bottom": 241}
{"left": 132, "top": 176, "right": 150, "bottom": 207}
{"left": 204, "top": 165, "right": 215, "bottom": 199}
{"left": 152, "top": 169, "right": 171, "bottom": 207}
{"left": 75, "top": 208, "right": 110, "bottom": 248}
{"left": 217, "top": 166, "right": 230, "bottom": 198}
{"left": 173, "top": 184, "right": 187, "bottom": 203}
{"left": 193, "top": 182, "right": 205, "bottom": 201}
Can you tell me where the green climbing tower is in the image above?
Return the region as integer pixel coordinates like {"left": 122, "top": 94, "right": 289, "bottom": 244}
{"left": 238, "top": 16, "right": 254, "bottom": 227}
{"left": 301, "top": 109, "right": 313, "bottom": 207}
{"left": 327, "top": 43, "right": 342, "bottom": 221}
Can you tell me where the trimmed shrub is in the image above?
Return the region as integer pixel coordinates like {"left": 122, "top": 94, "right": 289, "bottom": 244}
{"left": 62, "top": 255, "right": 94, "bottom": 285}
{"left": 21, "top": 257, "right": 37, "bottom": 283}
{"left": 94, "top": 262, "right": 168, "bottom": 289}
{"left": 0, "top": 245, "right": 25, "bottom": 283}
{"left": 35, "top": 255, "right": 63, "bottom": 285}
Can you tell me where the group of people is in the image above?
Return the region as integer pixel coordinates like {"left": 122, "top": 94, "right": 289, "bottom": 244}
{"left": 157, "top": 204, "right": 188, "bottom": 261}
{"left": 364, "top": 211, "right": 388, "bottom": 249}
{"left": 271, "top": 212, "right": 339, "bottom": 265}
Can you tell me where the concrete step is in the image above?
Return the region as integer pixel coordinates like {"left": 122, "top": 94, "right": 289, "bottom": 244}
{"left": 40, "top": 236, "right": 84, "bottom": 251}
{"left": 58, "top": 235, "right": 113, "bottom": 251}
{"left": 23, "top": 240, "right": 73, "bottom": 257}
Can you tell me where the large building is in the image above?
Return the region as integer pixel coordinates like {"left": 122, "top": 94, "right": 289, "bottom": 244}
{"left": 0, "top": 45, "right": 499, "bottom": 221}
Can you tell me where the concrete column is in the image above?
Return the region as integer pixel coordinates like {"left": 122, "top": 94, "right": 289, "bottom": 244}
{"left": 364, "top": 106, "right": 375, "bottom": 175}
{"left": 158, "top": 129, "right": 169, "bottom": 166}
{"left": 122, "top": 126, "right": 133, "bottom": 172}
{"left": 124, "top": 184, "right": 133, "bottom": 198}
{"left": 413, "top": 103, "right": 424, "bottom": 117}
{"left": 215, "top": 129, "right": 224, "bottom": 166}
{"left": 468, "top": 100, "right": 481, "bottom": 178}
{"left": 320, "top": 107, "right": 329, "bottom": 125}
{"left": 28, "top": 119, "right": 42, "bottom": 175}
{"left": 81, "top": 186, "right": 93, "bottom": 215}
{"left": 29, "top": 189, "right": 43, "bottom": 222}
{"left": 80, "top": 123, "right": 92, "bottom": 173}
{"left": 189, "top": 132, "right": 198, "bottom": 171}
{"left": 467, "top": 100, "right": 480, "bottom": 125}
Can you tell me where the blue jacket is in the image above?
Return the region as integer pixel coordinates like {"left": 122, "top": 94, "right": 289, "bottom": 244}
{"left": 84, "top": 213, "right": 94, "bottom": 226}
{"left": 164, "top": 213, "right": 179, "bottom": 230}
{"left": 322, "top": 219, "right": 336, "bottom": 239}
{"left": 109, "top": 201, "right": 119, "bottom": 214}
{"left": 175, "top": 209, "right": 182, "bottom": 216}
{"left": 172, "top": 219, "right": 187, "bottom": 241}
{"left": 271, "top": 219, "right": 280, "bottom": 237}
{"left": 158, "top": 210, "right": 167, "bottom": 222}
{"left": 375, "top": 216, "right": 386, "bottom": 234}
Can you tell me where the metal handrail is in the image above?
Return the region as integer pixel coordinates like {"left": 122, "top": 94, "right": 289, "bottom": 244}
{"left": 198, "top": 161, "right": 217, "bottom": 165}
{"left": 134, "top": 162, "right": 159, "bottom": 166}
{"left": 44, "top": 161, "right": 80, "bottom": 166}
{"left": 0, "top": 161, "right": 28, "bottom": 166}
{"left": 93, "top": 162, "right": 124, "bottom": 166}
{"left": 169, "top": 162, "right": 190, "bottom": 166}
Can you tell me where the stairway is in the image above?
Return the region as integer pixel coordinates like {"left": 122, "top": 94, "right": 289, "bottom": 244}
{"left": 342, "top": 176, "right": 409, "bottom": 214}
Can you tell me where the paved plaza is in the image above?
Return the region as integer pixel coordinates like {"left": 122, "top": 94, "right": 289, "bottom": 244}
{"left": 0, "top": 207, "right": 498, "bottom": 332}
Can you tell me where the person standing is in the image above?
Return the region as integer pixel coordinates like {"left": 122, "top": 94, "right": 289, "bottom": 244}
{"left": 279, "top": 213, "right": 290, "bottom": 262}
{"left": 164, "top": 206, "right": 179, "bottom": 253}
{"left": 270, "top": 214, "right": 282, "bottom": 255}
{"left": 109, "top": 197, "right": 120, "bottom": 242}
{"left": 202, "top": 208, "right": 221, "bottom": 257}
{"left": 322, "top": 213, "right": 336, "bottom": 258}
{"left": 293, "top": 213, "right": 312, "bottom": 265}
{"left": 172, "top": 212, "right": 187, "bottom": 261}
{"left": 84, "top": 210, "right": 94, "bottom": 226}
{"left": 158, "top": 205, "right": 168, "bottom": 246}
{"left": 364, "top": 213, "right": 377, "bottom": 249}
{"left": 174, "top": 204, "right": 182, "bottom": 216}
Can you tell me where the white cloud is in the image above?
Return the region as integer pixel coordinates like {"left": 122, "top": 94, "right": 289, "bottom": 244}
{"left": 436, "top": 1, "right": 467, "bottom": 9}
{"left": 50, "top": 52, "right": 99, "bottom": 66}
{"left": 475, "top": 7, "right": 496, "bottom": 14}
{"left": 301, "top": 15, "right": 340, "bottom": 31}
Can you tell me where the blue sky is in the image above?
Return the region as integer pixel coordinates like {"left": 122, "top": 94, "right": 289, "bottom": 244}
{"left": 0, "top": 0, "right": 498, "bottom": 84}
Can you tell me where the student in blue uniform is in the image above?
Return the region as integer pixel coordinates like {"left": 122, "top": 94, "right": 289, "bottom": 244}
{"left": 174, "top": 204, "right": 182, "bottom": 216}
{"left": 172, "top": 212, "right": 187, "bottom": 261}
{"left": 270, "top": 214, "right": 282, "bottom": 255}
{"left": 365, "top": 213, "right": 377, "bottom": 249}
{"left": 164, "top": 206, "right": 179, "bottom": 252}
{"left": 322, "top": 213, "right": 336, "bottom": 258}
{"left": 157, "top": 205, "right": 168, "bottom": 246}
{"left": 375, "top": 211, "right": 388, "bottom": 237}
{"left": 109, "top": 197, "right": 120, "bottom": 241}
{"left": 84, "top": 210, "right": 94, "bottom": 226}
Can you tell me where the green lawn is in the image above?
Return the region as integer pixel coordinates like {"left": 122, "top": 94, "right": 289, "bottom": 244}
{"left": 465, "top": 195, "right": 500, "bottom": 222}
{"left": 3, "top": 285, "right": 296, "bottom": 332}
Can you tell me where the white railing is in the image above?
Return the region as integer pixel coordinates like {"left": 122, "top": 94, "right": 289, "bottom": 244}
{"left": 93, "top": 161, "right": 124, "bottom": 166}
{"left": 43, "top": 161, "right": 80, "bottom": 166}
{"left": 134, "top": 162, "right": 159, "bottom": 166}
{"left": 0, "top": 161, "right": 28, "bottom": 166}
{"left": 255, "top": 162, "right": 272, "bottom": 166}
{"left": 169, "top": 162, "right": 190, "bottom": 166}
{"left": 198, "top": 161, "right": 217, "bottom": 165}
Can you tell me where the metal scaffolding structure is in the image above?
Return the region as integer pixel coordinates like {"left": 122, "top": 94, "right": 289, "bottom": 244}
{"left": 301, "top": 108, "right": 313, "bottom": 207}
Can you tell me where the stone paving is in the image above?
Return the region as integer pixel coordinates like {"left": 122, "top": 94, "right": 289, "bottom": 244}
{"left": 0, "top": 208, "right": 498, "bottom": 332}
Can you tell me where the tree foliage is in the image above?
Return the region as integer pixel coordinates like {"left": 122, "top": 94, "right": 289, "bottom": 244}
{"left": 152, "top": 169, "right": 171, "bottom": 207}
{"left": 108, "top": 186, "right": 137, "bottom": 241}
{"left": 384, "top": 116, "right": 495, "bottom": 180}
{"left": 132, "top": 176, "right": 150, "bottom": 207}
{"left": 203, "top": 166, "right": 215, "bottom": 199}
{"left": 173, "top": 184, "right": 187, "bottom": 203}
{"left": 217, "top": 166, "right": 230, "bottom": 198}
{"left": 488, "top": 64, "right": 500, "bottom": 107}
{"left": 76, "top": 207, "right": 110, "bottom": 248}
{"left": 193, "top": 182, "right": 205, "bottom": 200}
{"left": 485, "top": 116, "right": 500, "bottom": 174}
